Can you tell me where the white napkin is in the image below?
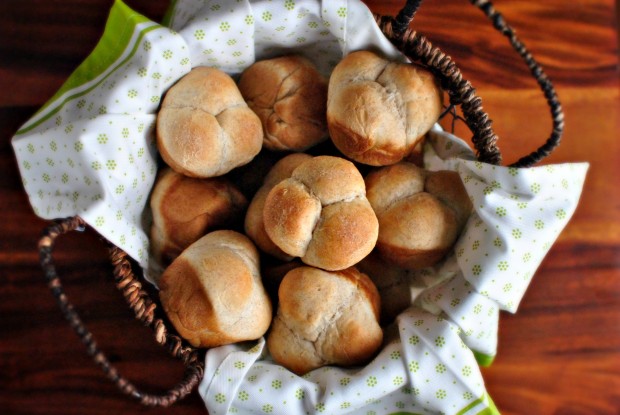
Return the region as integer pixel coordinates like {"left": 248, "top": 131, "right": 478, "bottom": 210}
{"left": 11, "top": 0, "right": 588, "bottom": 413}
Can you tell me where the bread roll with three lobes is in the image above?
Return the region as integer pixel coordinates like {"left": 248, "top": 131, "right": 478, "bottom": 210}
{"left": 150, "top": 168, "right": 247, "bottom": 266}
{"left": 156, "top": 67, "right": 263, "bottom": 178}
{"left": 327, "top": 50, "right": 442, "bottom": 166}
{"left": 365, "top": 162, "right": 472, "bottom": 269}
{"left": 263, "top": 155, "right": 379, "bottom": 271}
{"left": 244, "top": 153, "right": 313, "bottom": 260}
{"left": 267, "top": 266, "right": 383, "bottom": 375}
{"left": 158, "top": 230, "right": 272, "bottom": 348}
{"left": 238, "top": 55, "right": 328, "bottom": 151}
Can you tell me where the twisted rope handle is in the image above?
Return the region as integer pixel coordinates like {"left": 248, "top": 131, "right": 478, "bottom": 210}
{"left": 392, "top": 0, "right": 422, "bottom": 37}
{"left": 385, "top": 0, "right": 564, "bottom": 167}
{"left": 38, "top": 216, "right": 204, "bottom": 407}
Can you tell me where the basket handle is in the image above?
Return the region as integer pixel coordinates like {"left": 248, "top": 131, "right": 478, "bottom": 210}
{"left": 38, "top": 216, "right": 204, "bottom": 407}
{"left": 384, "top": 0, "right": 564, "bottom": 167}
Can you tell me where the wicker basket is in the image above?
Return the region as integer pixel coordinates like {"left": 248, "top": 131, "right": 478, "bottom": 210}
{"left": 37, "top": 0, "right": 563, "bottom": 407}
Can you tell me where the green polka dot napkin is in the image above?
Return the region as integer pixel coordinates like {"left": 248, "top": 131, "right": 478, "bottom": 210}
{"left": 11, "top": 0, "right": 587, "bottom": 413}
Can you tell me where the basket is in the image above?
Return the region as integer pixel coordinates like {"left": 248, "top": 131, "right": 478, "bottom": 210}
{"left": 35, "top": 0, "right": 564, "bottom": 409}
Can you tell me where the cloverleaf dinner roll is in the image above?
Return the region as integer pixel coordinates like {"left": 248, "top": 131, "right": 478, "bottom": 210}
{"left": 159, "top": 230, "right": 272, "bottom": 348}
{"left": 156, "top": 66, "right": 263, "bottom": 178}
{"left": 267, "top": 266, "right": 383, "bottom": 375}
{"left": 244, "top": 153, "right": 312, "bottom": 260}
{"left": 327, "top": 50, "right": 442, "bottom": 166}
{"left": 365, "top": 162, "right": 472, "bottom": 269}
{"left": 150, "top": 168, "right": 247, "bottom": 267}
{"left": 238, "top": 55, "right": 328, "bottom": 151}
{"left": 263, "top": 155, "right": 379, "bottom": 271}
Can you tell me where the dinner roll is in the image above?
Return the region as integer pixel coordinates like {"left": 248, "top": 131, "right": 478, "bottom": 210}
{"left": 365, "top": 162, "right": 472, "bottom": 269}
{"left": 157, "top": 66, "right": 263, "bottom": 177}
{"left": 267, "top": 266, "right": 383, "bottom": 375}
{"left": 263, "top": 156, "right": 379, "bottom": 271}
{"left": 327, "top": 50, "right": 442, "bottom": 166}
{"left": 238, "top": 55, "right": 328, "bottom": 151}
{"left": 159, "top": 230, "right": 272, "bottom": 348}
{"left": 150, "top": 168, "right": 247, "bottom": 266}
{"left": 244, "top": 153, "right": 312, "bottom": 260}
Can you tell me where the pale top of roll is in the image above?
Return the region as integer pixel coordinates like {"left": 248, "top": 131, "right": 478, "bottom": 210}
{"left": 159, "top": 230, "right": 272, "bottom": 348}
{"left": 157, "top": 66, "right": 263, "bottom": 178}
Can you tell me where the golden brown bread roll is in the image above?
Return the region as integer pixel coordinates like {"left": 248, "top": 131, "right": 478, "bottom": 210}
{"left": 159, "top": 230, "right": 272, "bottom": 348}
{"left": 263, "top": 155, "right": 379, "bottom": 271}
{"left": 267, "top": 266, "right": 383, "bottom": 375}
{"left": 156, "top": 66, "right": 263, "bottom": 177}
{"left": 365, "top": 162, "right": 472, "bottom": 269}
{"left": 244, "top": 153, "right": 313, "bottom": 260}
{"left": 150, "top": 168, "right": 247, "bottom": 266}
{"left": 327, "top": 50, "right": 442, "bottom": 166}
{"left": 238, "top": 55, "right": 328, "bottom": 151}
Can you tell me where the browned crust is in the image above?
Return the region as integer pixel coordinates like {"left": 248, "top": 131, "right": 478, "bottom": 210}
{"left": 335, "top": 267, "right": 382, "bottom": 320}
{"left": 261, "top": 156, "right": 378, "bottom": 271}
{"left": 158, "top": 231, "right": 271, "bottom": 348}
{"left": 150, "top": 168, "right": 247, "bottom": 265}
{"left": 262, "top": 179, "right": 321, "bottom": 258}
{"left": 244, "top": 186, "right": 292, "bottom": 260}
{"left": 244, "top": 153, "right": 313, "bottom": 260}
{"left": 303, "top": 199, "right": 378, "bottom": 271}
{"left": 266, "top": 315, "right": 325, "bottom": 375}
{"left": 239, "top": 55, "right": 328, "bottom": 151}
{"left": 376, "top": 241, "right": 451, "bottom": 270}
{"left": 425, "top": 170, "right": 473, "bottom": 230}
{"left": 326, "top": 50, "right": 442, "bottom": 166}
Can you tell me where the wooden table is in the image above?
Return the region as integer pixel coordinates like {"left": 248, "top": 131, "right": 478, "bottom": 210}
{"left": 1, "top": 1, "right": 618, "bottom": 414}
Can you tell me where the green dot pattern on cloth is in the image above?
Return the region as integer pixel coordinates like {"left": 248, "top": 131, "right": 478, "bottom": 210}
{"left": 173, "top": 0, "right": 350, "bottom": 76}
{"left": 420, "top": 131, "right": 587, "bottom": 314}
{"left": 448, "top": 154, "right": 587, "bottom": 313}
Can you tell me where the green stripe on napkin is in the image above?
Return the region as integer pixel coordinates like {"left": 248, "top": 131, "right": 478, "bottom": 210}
{"left": 456, "top": 393, "right": 500, "bottom": 415}
{"left": 474, "top": 350, "right": 496, "bottom": 367}
{"left": 162, "top": 0, "right": 179, "bottom": 27}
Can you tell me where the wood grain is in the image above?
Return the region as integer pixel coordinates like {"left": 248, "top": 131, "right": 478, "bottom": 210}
{"left": 0, "top": 0, "right": 618, "bottom": 414}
